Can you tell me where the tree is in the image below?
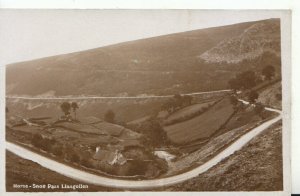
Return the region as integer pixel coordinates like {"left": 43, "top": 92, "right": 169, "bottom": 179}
{"left": 104, "top": 109, "right": 115, "bottom": 123}
{"left": 161, "top": 99, "right": 176, "bottom": 113}
{"left": 182, "top": 95, "right": 193, "bottom": 106}
{"left": 228, "top": 78, "right": 240, "bottom": 91}
{"left": 31, "top": 133, "right": 43, "bottom": 148}
{"left": 230, "top": 95, "right": 239, "bottom": 107}
{"left": 70, "top": 153, "right": 80, "bottom": 163}
{"left": 228, "top": 70, "right": 257, "bottom": 91}
{"left": 139, "top": 118, "right": 168, "bottom": 147}
{"left": 60, "top": 102, "right": 71, "bottom": 116}
{"left": 248, "top": 90, "right": 259, "bottom": 104}
{"left": 52, "top": 145, "right": 63, "bottom": 157}
{"left": 173, "top": 94, "right": 183, "bottom": 109}
{"left": 254, "top": 103, "right": 265, "bottom": 119}
{"left": 41, "top": 137, "right": 56, "bottom": 151}
{"left": 238, "top": 71, "right": 257, "bottom": 89}
{"left": 262, "top": 65, "right": 275, "bottom": 80}
{"left": 276, "top": 93, "right": 282, "bottom": 101}
{"left": 71, "top": 102, "right": 79, "bottom": 120}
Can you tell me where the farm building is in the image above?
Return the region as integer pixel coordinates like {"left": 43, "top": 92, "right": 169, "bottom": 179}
{"left": 93, "top": 147, "right": 126, "bottom": 166}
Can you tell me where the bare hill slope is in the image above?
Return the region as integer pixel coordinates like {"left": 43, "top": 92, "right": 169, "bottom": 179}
{"left": 6, "top": 19, "right": 280, "bottom": 97}
{"left": 200, "top": 19, "right": 280, "bottom": 63}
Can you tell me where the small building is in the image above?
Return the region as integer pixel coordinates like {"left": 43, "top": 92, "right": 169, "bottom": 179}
{"left": 93, "top": 147, "right": 126, "bottom": 166}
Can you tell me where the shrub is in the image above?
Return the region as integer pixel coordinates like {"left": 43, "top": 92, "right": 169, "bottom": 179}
{"left": 40, "top": 138, "right": 56, "bottom": 152}
{"left": 262, "top": 65, "right": 275, "bottom": 80}
{"left": 70, "top": 153, "right": 80, "bottom": 163}
{"left": 138, "top": 118, "right": 168, "bottom": 147}
{"left": 80, "top": 158, "right": 93, "bottom": 168}
{"left": 276, "top": 93, "right": 282, "bottom": 101}
{"left": 127, "top": 160, "right": 147, "bottom": 176}
{"left": 230, "top": 95, "right": 238, "bottom": 106}
{"left": 31, "top": 133, "right": 43, "bottom": 148}
{"left": 248, "top": 90, "right": 259, "bottom": 104}
{"left": 228, "top": 70, "right": 257, "bottom": 90}
{"left": 52, "top": 145, "right": 63, "bottom": 157}
{"left": 104, "top": 109, "right": 115, "bottom": 123}
{"left": 254, "top": 103, "right": 265, "bottom": 119}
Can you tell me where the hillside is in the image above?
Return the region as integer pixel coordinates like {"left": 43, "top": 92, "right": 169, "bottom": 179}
{"left": 257, "top": 81, "right": 282, "bottom": 109}
{"left": 167, "top": 121, "right": 283, "bottom": 191}
{"left": 6, "top": 19, "right": 280, "bottom": 97}
{"left": 6, "top": 151, "right": 114, "bottom": 192}
{"left": 199, "top": 19, "right": 280, "bottom": 63}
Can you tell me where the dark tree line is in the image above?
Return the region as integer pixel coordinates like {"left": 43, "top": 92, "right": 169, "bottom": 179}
{"left": 227, "top": 66, "right": 274, "bottom": 119}
{"left": 59, "top": 101, "right": 117, "bottom": 124}
{"left": 136, "top": 117, "right": 168, "bottom": 148}
{"left": 228, "top": 70, "right": 257, "bottom": 91}
{"left": 227, "top": 65, "right": 277, "bottom": 106}
{"left": 228, "top": 65, "right": 276, "bottom": 92}
{"left": 262, "top": 65, "right": 276, "bottom": 80}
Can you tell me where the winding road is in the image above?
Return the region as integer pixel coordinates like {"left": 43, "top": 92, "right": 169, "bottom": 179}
{"left": 6, "top": 101, "right": 282, "bottom": 190}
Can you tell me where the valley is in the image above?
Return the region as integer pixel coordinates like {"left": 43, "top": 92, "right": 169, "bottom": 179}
{"left": 5, "top": 18, "right": 283, "bottom": 191}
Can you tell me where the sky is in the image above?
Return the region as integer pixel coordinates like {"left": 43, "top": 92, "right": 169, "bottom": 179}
{"left": 0, "top": 10, "right": 286, "bottom": 66}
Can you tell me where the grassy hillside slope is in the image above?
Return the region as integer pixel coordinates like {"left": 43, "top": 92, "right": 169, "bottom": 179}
{"left": 6, "top": 19, "right": 279, "bottom": 96}
{"left": 257, "top": 81, "right": 282, "bottom": 109}
{"left": 167, "top": 121, "right": 283, "bottom": 191}
{"left": 6, "top": 151, "right": 115, "bottom": 192}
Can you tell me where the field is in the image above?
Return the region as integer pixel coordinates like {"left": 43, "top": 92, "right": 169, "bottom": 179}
{"left": 164, "top": 101, "right": 215, "bottom": 125}
{"left": 164, "top": 103, "right": 277, "bottom": 175}
{"left": 5, "top": 91, "right": 236, "bottom": 179}
{"left": 164, "top": 97, "right": 234, "bottom": 144}
{"left": 6, "top": 98, "right": 165, "bottom": 123}
{"left": 6, "top": 91, "right": 229, "bottom": 124}
{"left": 127, "top": 115, "right": 151, "bottom": 126}
{"left": 54, "top": 120, "right": 139, "bottom": 138}
{"left": 5, "top": 89, "right": 280, "bottom": 181}
{"left": 6, "top": 111, "right": 167, "bottom": 179}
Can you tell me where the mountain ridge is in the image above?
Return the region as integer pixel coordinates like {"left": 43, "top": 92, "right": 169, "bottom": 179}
{"left": 6, "top": 18, "right": 281, "bottom": 96}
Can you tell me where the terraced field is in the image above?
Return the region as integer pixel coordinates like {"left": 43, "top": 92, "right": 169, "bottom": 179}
{"left": 164, "top": 101, "right": 215, "bottom": 125}
{"left": 54, "top": 120, "right": 140, "bottom": 139}
{"left": 164, "top": 98, "right": 234, "bottom": 144}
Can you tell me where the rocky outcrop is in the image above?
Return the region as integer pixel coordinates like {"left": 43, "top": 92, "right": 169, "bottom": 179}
{"left": 199, "top": 19, "right": 280, "bottom": 64}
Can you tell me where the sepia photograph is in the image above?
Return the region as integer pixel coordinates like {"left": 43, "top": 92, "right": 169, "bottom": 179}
{"left": 1, "top": 9, "right": 291, "bottom": 193}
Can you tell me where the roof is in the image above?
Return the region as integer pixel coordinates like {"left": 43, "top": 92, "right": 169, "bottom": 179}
{"left": 93, "top": 148, "right": 127, "bottom": 165}
{"left": 93, "top": 149, "right": 116, "bottom": 163}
